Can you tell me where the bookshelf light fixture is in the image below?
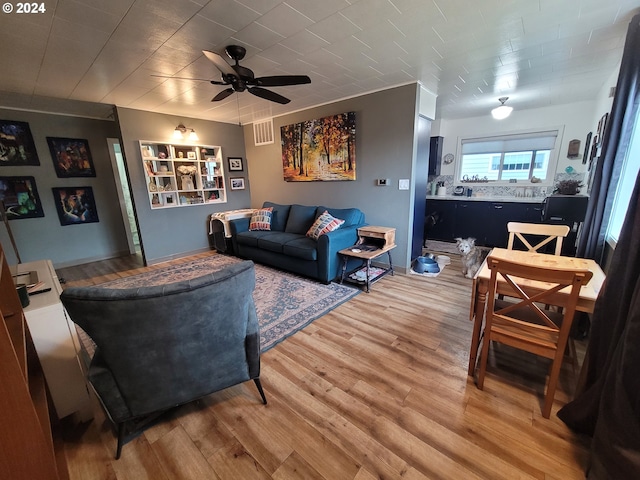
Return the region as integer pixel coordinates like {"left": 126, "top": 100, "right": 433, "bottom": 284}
{"left": 173, "top": 123, "right": 199, "bottom": 141}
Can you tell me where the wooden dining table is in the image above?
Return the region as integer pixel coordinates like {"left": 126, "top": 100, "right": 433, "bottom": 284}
{"left": 467, "top": 247, "right": 606, "bottom": 376}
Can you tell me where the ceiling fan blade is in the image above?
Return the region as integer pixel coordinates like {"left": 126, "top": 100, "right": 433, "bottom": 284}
{"left": 212, "top": 88, "right": 234, "bottom": 102}
{"left": 203, "top": 50, "right": 236, "bottom": 77}
{"left": 248, "top": 87, "right": 291, "bottom": 104}
{"left": 253, "top": 75, "right": 311, "bottom": 87}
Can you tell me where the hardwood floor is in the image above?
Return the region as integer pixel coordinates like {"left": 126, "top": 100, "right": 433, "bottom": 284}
{"left": 58, "top": 252, "right": 590, "bottom": 480}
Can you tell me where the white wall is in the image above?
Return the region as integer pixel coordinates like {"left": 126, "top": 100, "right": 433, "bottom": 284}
{"left": 432, "top": 100, "right": 598, "bottom": 188}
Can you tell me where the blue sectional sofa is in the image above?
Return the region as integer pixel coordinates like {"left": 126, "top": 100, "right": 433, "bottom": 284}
{"left": 229, "top": 202, "right": 366, "bottom": 283}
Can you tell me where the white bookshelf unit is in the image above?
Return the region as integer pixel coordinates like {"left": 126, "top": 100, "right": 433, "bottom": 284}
{"left": 140, "top": 141, "right": 227, "bottom": 208}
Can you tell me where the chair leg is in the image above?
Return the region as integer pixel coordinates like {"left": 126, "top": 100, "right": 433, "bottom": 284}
{"left": 115, "top": 422, "right": 125, "bottom": 459}
{"left": 477, "top": 332, "right": 491, "bottom": 390}
{"left": 254, "top": 378, "right": 267, "bottom": 405}
{"left": 543, "top": 350, "right": 566, "bottom": 419}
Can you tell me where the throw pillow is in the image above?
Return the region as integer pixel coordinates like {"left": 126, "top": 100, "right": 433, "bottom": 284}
{"left": 249, "top": 207, "right": 273, "bottom": 231}
{"left": 306, "top": 210, "right": 345, "bottom": 240}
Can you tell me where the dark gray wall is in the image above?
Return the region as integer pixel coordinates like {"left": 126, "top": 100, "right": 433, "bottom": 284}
{"left": 0, "top": 108, "right": 128, "bottom": 267}
{"left": 116, "top": 107, "right": 249, "bottom": 264}
{"left": 243, "top": 84, "right": 421, "bottom": 271}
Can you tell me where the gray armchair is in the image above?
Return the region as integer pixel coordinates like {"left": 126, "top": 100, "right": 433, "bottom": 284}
{"left": 60, "top": 260, "right": 266, "bottom": 459}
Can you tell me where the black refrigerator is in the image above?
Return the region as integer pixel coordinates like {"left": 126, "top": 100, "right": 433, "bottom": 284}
{"left": 541, "top": 194, "right": 589, "bottom": 256}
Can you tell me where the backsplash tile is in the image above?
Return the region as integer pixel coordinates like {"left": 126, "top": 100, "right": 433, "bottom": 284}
{"left": 428, "top": 173, "right": 586, "bottom": 198}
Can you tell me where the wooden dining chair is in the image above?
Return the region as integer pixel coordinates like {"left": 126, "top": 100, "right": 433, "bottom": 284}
{"left": 476, "top": 256, "right": 592, "bottom": 418}
{"left": 507, "top": 222, "right": 570, "bottom": 256}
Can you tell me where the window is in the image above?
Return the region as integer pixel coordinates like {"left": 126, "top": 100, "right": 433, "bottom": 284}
{"left": 607, "top": 117, "right": 640, "bottom": 245}
{"left": 457, "top": 131, "right": 559, "bottom": 184}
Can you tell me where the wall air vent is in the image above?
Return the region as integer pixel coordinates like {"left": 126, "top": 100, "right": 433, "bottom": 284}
{"left": 253, "top": 118, "right": 274, "bottom": 146}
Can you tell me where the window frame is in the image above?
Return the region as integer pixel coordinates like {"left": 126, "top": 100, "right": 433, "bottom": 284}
{"left": 454, "top": 127, "right": 564, "bottom": 187}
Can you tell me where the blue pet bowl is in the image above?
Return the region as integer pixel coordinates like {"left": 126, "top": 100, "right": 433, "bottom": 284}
{"left": 413, "top": 256, "right": 440, "bottom": 274}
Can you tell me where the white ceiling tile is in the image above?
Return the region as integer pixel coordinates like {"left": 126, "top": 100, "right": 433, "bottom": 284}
{"left": 55, "top": 0, "right": 122, "bottom": 33}
{"left": 256, "top": 3, "right": 314, "bottom": 37}
{"left": 305, "top": 13, "right": 362, "bottom": 44}
{"left": 0, "top": 0, "right": 632, "bottom": 123}
{"left": 278, "top": 30, "right": 331, "bottom": 55}
{"left": 285, "top": 0, "right": 349, "bottom": 21}
{"left": 231, "top": 21, "right": 285, "bottom": 49}
{"left": 198, "top": 0, "right": 261, "bottom": 31}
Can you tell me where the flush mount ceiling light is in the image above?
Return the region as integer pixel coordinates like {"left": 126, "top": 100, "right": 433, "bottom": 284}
{"left": 491, "top": 97, "right": 513, "bottom": 119}
{"left": 173, "top": 123, "right": 199, "bottom": 141}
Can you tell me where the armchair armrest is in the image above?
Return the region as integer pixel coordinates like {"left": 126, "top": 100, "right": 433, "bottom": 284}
{"left": 229, "top": 217, "right": 251, "bottom": 253}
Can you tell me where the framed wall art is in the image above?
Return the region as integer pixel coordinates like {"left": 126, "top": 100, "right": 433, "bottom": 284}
{"left": 228, "top": 157, "right": 243, "bottom": 171}
{"left": 230, "top": 177, "right": 245, "bottom": 190}
{"left": 46, "top": 137, "right": 96, "bottom": 177}
{"left": 0, "top": 176, "right": 45, "bottom": 219}
{"left": 52, "top": 186, "right": 99, "bottom": 226}
{"left": 0, "top": 120, "right": 40, "bottom": 166}
{"left": 280, "top": 111, "right": 356, "bottom": 182}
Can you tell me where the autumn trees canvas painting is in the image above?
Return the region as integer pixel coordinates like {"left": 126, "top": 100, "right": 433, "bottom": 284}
{"left": 281, "top": 112, "right": 356, "bottom": 181}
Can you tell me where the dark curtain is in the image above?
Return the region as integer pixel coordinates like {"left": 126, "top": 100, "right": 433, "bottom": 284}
{"left": 558, "top": 13, "right": 640, "bottom": 479}
{"left": 577, "top": 13, "right": 640, "bottom": 262}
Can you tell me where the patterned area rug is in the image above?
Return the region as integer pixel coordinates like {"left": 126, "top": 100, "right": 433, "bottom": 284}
{"left": 80, "top": 255, "right": 359, "bottom": 354}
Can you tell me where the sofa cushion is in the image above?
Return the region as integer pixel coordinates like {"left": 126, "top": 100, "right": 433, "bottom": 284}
{"left": 306, "top": 210, "right": 345, "bottom": 240}
{"left": 285, "top": 204, "right": 317, "bottom": 234}
{"left": 257, "top": 232, "right": 303, "bottom": 253}
{"left": 249, "top": 207, "right": 273, "bottom": 231}
{"left": 316, "top": 206, "right": 363, "bottom": 227}
{"left": 236, "top": 230, "right": 273, "bottom": 248}
{"left": 263, "top": 202, "right": 290, "bottom": 232}
{"left": 283, "top": 237, "right": 318, "bottom": 261}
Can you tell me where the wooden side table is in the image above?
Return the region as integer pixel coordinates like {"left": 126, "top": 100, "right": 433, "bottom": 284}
{"left": 339, "top": 226, "right": 396, "bottom": 292}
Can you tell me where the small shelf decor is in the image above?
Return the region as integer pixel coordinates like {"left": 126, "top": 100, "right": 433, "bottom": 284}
{"left": 554, "top": 179, "right": 583, "bottom": 195}
{"left": 139, "top": 141, "right": 227, "bottom": 208}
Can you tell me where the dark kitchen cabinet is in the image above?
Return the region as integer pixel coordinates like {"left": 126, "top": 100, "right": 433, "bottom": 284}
{"left": 424, "top": 198, "right": 544, "bottom": 247}
{"left": 429, "top": 136, "right": 443, "bottom": 176}
{"left": 484, "top": 202, "right": 528, "bottom": 247}
{"left": 425, "top": 199, "right": 456, "bottom": 241}
{"left": 453, "top": 201, "right": 488, "bottom": 240}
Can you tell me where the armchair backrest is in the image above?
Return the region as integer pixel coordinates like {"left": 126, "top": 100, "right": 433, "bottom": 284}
{"left": 61, "top": 260, "right": 260, "bottom": 419}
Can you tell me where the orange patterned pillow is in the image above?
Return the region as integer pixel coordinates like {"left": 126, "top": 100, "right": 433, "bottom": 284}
{"left": 249, "top": 207, "right": 273, "bottom": 231}
{"left": 306, "top": 210, "right": 344, "bottom": 240}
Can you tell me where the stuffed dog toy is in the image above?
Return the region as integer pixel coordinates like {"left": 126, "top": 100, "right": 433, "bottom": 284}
{"left": 455, "top": 237, "right": 488, "bottom": 279}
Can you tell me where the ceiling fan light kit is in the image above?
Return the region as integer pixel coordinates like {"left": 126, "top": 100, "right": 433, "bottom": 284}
{"left": 491, "top": 97, "right": 513, "bottom": 119}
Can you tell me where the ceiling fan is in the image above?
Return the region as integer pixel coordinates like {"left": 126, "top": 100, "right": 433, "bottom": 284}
{"left": 155, "top": 45, "right": 311, "bottom": 105}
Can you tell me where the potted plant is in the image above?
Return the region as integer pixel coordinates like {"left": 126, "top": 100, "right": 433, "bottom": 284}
{"left": 554, "top": 179, "right": 583, "bottom": 195}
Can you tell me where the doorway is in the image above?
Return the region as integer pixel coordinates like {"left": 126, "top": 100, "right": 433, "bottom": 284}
{"left": 106, "top": 138, "right": 142, "bottom": 257}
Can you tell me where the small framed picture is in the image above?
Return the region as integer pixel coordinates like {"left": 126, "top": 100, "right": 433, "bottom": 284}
{"left": 187, "top": 151, "right": 197, "bottom": 159}
{"left": 164, "top": 192, "right": 175, "bottom": 205}
{"left": 230, "top": 177, "right": 245, "bottom": 190}
{"left": 228, "top": 157, "right": 243, "bottom": 171}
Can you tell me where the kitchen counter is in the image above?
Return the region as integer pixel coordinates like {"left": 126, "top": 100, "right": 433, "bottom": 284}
{"left": 426, "top": 194, "right": 543, "bottom": 203}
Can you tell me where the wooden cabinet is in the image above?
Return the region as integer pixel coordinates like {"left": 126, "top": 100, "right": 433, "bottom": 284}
{"left": 140, "top": 141, "right": 227, "bottom": 208}
{"left": 0, "top": 244, "right": 68, "bottom": 480}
